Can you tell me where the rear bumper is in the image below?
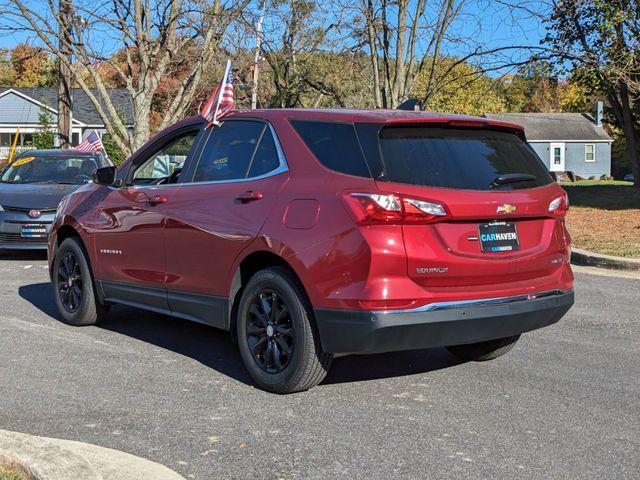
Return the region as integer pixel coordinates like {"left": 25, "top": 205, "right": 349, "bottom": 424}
{"left": 313, "top": 290, "right": 574, "bottom": 354}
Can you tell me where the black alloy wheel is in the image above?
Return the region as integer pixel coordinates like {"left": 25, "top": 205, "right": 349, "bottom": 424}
{"left": 57, "top": 251, "right": 83, "bottom": 313}
{"left": 52, "top": 237, "right": 108, "bottom": 326}
{"left": 236, "top": 266, "right": 333, "bottom": 393}
{"left": 246, "top": 290, "right": 295, "bottom": 374}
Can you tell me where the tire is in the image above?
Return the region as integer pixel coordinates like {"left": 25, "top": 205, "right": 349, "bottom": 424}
{"left": 446, "top": 334, "right": 521, "bottom": 362}
{"left": 52, "top": 237, "right": 108, "bottom": 326}
{"left": 236, "top": 267, "right": 332, "bottom": 393}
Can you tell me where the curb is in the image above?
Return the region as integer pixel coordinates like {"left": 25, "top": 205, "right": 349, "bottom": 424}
{"left": 0, "top": 430, "right": 186, "bottom": 480}
{"left": 571, "top": 248, "right": 640, "bottom": 272}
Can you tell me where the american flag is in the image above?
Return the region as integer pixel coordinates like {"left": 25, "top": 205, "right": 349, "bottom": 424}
{"left": 201, "top": 59, "right": 235, "bottom": 126}
{"left": 74, "top": 130, "right": 104, "bottom": 153}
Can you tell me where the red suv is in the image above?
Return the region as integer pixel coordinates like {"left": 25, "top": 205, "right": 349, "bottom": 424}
{"left": 48, "top": 109, "right": 574, "bottom": 393}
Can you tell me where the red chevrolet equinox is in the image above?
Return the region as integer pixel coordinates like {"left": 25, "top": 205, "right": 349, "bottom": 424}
{"left": 48, "top": 109, "right": 574, "bottom": 393}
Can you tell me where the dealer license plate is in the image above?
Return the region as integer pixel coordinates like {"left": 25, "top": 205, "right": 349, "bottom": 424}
{"left": 21, "top": 224, "right": 48, "bottom": 239}
{"left": 478, "top": 222, "right": 520, "bottom": 253}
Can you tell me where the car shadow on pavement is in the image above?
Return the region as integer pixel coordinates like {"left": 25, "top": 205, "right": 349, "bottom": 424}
{"left": 18, "top": 282, "right": 59, "bottom": 318}
{"left": 100, "top": 305, "right": 256, "bottom": 385}
{"left": 18, "top": 283, "right": 254, "bottom": 384}
{"left": 0, "top": 250, "right": 48, "bottom": 261}
{"left": 323, "top": 348, "right": 464, "bottom": 385}
{"left": 19, "top": 282, "right": 465, "bottom": 388}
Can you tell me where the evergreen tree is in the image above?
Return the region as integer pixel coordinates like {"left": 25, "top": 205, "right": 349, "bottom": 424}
{"left": 32, "top": 104, "right": 56, "bottom": 149}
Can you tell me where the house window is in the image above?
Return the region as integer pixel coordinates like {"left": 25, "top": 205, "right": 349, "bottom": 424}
{"left": 0, "top": 133, "right": 11, "bottom": 147}
{"left": 72, "top": 132, "right": 80, "bottom": 146}
{"left": 585, "top": 144, "right": 595, "bottom": 162}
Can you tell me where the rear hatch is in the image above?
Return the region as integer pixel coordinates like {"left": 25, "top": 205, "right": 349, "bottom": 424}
{"left": 355, "top": 120, "right": 570, "bottom": 289}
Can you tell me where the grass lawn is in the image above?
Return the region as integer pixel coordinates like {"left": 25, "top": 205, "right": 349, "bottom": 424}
{"left": 0, "top": 465, "right": 24, "bottom": 480}
{"left": 560, "top": 181, "right": 640, "bottom": 258}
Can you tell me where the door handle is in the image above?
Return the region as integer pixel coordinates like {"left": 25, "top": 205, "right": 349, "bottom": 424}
{"left": 146, "top": 195, "right": 167, "bottom": 206}
{"left": 236, "top": 191, "right": 263, "bottom": 203}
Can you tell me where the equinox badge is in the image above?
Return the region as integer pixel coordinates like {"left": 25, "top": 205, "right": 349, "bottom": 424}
{"left": 496, "top": 204, "right": 517, "bottom": 214}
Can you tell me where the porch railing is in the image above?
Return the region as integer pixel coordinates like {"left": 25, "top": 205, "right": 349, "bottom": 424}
{"left": 0, "top": 146, "right": 34, "bottom": 161}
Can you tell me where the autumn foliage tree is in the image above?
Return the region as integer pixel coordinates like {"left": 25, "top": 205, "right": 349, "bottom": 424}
{"left": 4, "top": 0, "right": 249, "bottom": 156}
{"left": 0, "top": 44, "right": 56, "bottom": 87}
{"left": 545, "top": 0, "right": 640, "bottom": 189}
{"left": 411, "top": 57, "right": 507, "bottom": 115}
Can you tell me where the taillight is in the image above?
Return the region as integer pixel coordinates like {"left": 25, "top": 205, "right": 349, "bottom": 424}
{"left": 549, "top": 192, "right": 569, "bottom": 215}
{"left": 343, "top": 192, "right": 448, "bottom": 225}
{"left": 402, "top": 198, "right": 447, "bottom": 222}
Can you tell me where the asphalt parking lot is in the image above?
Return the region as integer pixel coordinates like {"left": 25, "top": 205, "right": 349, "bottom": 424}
{"left": 0, "top": 251, "right": 638, "bottom": 480}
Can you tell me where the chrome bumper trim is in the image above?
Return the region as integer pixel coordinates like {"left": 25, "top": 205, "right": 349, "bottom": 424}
{"left": 385, "top": 289, "right": 573, "bottom": 314}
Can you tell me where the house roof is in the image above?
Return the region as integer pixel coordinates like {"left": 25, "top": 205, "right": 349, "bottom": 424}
{"left": 0, "top": 87, "right": 134, "bottom": 126}
{"left": 484, "top": 113, "right": 612, "bottom": 142}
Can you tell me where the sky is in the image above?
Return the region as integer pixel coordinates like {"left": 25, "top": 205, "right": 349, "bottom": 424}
{"left": 0, "top": 0, "right": 550, "bottom": 77}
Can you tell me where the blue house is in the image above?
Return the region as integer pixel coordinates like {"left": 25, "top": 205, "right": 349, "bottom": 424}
{"left": 485, "top": 107, "right": 612, "bottom": 178}
{"left": 0, "top": 87, "right": 133, "bottom": 159}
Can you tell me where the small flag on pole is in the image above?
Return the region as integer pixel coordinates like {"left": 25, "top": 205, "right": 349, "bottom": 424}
{"left": 201, "top": 59, "right": 235, "bottom": 127}
{"left": 74, "top": 130, "right": 104, "bottom": 153}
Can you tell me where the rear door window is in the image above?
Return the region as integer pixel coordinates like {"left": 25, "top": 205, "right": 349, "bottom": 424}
{"left": 193, "top": 121, "right": 264, "bottom": 182}
{"left": 248, "top": 127, "right": 281, "bottom": 178}
{"left": 290, "top": 120, "right": 371, "bottom": 178}
{"left": 377, "top": 127, "right": 552, "bottom": 190}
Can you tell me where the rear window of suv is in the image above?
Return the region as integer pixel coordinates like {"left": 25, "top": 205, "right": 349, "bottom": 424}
{"left": 377, "top": 126, "right": 553, "bottom": 190}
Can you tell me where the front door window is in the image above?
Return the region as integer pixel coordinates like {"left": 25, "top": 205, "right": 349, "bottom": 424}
{"left": 132, "top": 133, "right": 198, "bottom": 185}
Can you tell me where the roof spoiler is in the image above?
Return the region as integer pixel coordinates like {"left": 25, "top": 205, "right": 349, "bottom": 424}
{"left": 383, "top": 116, "right": 526, "bottom": 138}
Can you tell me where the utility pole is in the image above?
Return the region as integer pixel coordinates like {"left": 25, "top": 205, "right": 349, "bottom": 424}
{"left": 57, "top": 0, "right": 73, "bottom": 148}
{"left": 251, "top": 0, "right": 266, "bottom": 110}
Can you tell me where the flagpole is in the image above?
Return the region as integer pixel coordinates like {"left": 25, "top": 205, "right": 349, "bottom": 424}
{"left": 96, "top": 130, "right": 108, "bottom": 160}
{"left": 7, "top": 127, "right": 20, "bottom": 165}
{"left": 212, "top": 59, "right": 231, "bottom": 126}
{"left": 251, "top": 1, "right": 266, "bottom": 110}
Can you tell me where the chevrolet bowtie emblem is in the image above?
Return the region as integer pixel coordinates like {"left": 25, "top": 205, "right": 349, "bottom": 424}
{"left": 496, "top": 204, "right": 517, "bottom": 214}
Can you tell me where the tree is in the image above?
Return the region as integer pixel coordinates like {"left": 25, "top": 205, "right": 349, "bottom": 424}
{"left": 557, "top": 79, "right": 594, "bottom": 113}
{"left": 32, "top": 104, "right": 56, "bottom": 149}
{"left": 412, "top": 57, "right": 507, "bottom": 115}
{"left": 0, "top": 49, "right": 15, "bottom": 85}
{"left": 346, "top": 0, "right": 461, "bottom": 109}
{"left": 102, "top": 133, "right": 127, "bottom": 166}
{"left": 10, "top": 44, "right": 56, "bottom": 87}
{"left": 4, "top": 0, "right": 249, "bottom": 156}
{"left": 341, "top": 0, "right": 550, "bottom": 110}
{"left": 504, "top": 61, "right": 562, "bottom": 113}
{"left": 257, "top": 0, "right": 338, "bottom": 108}
{"left": 545, "top": 1, "right": 640, "bottom": 189}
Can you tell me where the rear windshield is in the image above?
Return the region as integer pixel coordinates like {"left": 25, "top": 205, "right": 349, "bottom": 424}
{"left": 378, "top": 127, "right": 552, "bottom": 190}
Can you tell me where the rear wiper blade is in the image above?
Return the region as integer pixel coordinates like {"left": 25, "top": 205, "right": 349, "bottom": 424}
{"left": 490, "top": 173, "right": 536, "bottom": 187}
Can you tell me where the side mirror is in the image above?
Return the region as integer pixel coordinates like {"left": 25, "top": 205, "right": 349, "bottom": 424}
{"left": 92, "top": 166, "right": 116, "bottom": 185}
